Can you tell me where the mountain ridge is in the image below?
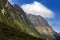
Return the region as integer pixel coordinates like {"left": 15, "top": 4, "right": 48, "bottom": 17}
{"left": 0, "top": 0, "right": 44, "bottom": 40}
{"left": 0, "top": 0, "right": 60, "bottom": 40}
{"left": 27, "top": 14, "right": 60, "bottom": 40}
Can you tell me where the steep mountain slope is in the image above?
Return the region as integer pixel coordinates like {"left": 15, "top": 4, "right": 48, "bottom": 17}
{"left": 27, "top": 14, "right": 57, "bottom": 40}
{"left": 0, "top": 0, "right": 44, "bottom": 40}
{"left": 0, "top": 22, "right": 44, "bottom": 40}
{"left": 13, "top": 4, "right": 41, "bottom": 37}
{"left": 0, "top": 0, "right": 59, "bottom": 40}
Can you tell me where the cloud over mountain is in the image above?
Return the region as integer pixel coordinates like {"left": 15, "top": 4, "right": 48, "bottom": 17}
{"left": 21, "top": 1, "right": 55, "bottom": 18}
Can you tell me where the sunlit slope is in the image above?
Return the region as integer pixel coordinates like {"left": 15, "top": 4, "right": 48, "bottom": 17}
{"left": 0, "top": 0, "right": 44, "bottom": 40}
{"left": 0, "top": 22, "right": 44, "bottom": 40}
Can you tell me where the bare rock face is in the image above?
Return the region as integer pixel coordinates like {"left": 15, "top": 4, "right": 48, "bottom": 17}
{"left": 27, "top": 14, "right": 57, "bottom": 40}
{"left": 27, "top": 14, "right": 54, "bottom": 34}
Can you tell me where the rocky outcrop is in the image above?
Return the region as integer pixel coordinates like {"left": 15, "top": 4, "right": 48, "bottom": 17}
{"left": 27, "top": 14, "right": 57, "bottom": 40}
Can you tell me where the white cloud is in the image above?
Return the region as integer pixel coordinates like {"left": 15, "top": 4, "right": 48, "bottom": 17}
{"left": 21, "top": 1, "right": 55, "bottom": 18}
{"left": 8, "top": 0, "right": 14, "bottom": 4}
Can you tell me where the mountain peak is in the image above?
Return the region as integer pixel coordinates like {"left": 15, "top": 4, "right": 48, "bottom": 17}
{"left": 0, "top": 0, "right": 60, "bottom": 40}
{"left": 27, "top": 14, "right": 56, "bottom": 40}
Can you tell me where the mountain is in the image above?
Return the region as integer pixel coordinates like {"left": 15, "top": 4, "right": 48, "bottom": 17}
{"left": 0, "top": 0, "right": 44, "bottom": 40}
{"left": 0, "top": 0, "right": 60, "bottom": 40}
{"left": 13, "top": 4, "right": 41, "bottom": 37}
{"left": 27, "top": 14, "right": 60, "bottom": 40}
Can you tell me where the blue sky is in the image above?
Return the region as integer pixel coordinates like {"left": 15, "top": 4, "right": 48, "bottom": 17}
{"left": 8, "top": 0, "right": 60, "bottom": 33}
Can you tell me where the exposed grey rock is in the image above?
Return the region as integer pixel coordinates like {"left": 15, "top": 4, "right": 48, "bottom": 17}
{"left": 27, "top": 14, "right": 58, "bottom": 40}
{"left": 13, "top": 4, "right": 60, "bottom": 40}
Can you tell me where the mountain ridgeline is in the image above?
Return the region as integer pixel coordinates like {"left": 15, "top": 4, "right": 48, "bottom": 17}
{"left": 0, "top": 0, "right": 60, "bottom": 40}
{"left": 27, "top": 14, "right": 60, "bottom": 40}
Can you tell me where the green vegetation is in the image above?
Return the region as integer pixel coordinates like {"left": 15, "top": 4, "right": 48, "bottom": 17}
{"left": 0, "top": 22, "right": 44, "bottom": 40}
{"left": 0, "top": 0, "right": 44, "bottom": 40}
{"left": 0, "top": 2, "right": 37, "bottom": 37}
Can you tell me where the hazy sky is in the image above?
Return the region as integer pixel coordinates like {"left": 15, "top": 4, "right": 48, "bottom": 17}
{"left": 8, "top": 0, "right": 60, "bottom": 33}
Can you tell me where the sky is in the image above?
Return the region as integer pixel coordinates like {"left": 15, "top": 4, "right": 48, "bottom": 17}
{"left": 8, "top": 0, "right": 60, "bottom": 33}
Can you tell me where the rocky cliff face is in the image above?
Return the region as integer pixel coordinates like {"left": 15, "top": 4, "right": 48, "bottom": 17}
{"left": 27, "top": 14, "right": 59, "bottom": 40}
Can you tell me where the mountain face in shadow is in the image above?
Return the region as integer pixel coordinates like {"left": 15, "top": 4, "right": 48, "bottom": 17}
{"left": 58, "top": 33, "right": 60, "bottom": 39}
{"left": 58, "top": 33, "right": 60, "bottom": 35}
{"left": 0, "top": 0, "right": 60, "bottom": 40}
